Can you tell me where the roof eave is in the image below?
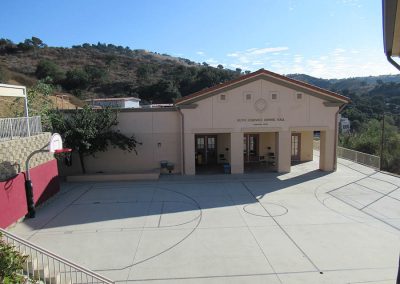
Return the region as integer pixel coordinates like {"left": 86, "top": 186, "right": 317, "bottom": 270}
{"left": 383, "top": 0, "right": 400, "bottom": 57}
{"left": 175, "top": 71, "right": 349, "bottom": 106}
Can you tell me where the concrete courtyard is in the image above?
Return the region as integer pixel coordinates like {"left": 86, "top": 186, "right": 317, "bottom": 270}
{"left": 8, "top": 156, "right": 400, "bottom": 283}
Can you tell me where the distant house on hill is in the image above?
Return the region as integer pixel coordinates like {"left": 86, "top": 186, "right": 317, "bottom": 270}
{"left": 85, "top": 97, "right": 141, "bottom": 109}
{"left": 338, "top": 115, "right": 351, "bottom": 133}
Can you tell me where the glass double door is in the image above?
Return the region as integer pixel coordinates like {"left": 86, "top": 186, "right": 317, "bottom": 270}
{"left": 291, "top": 133, "right": 301, "bottom": 161}
{"left": 244, "top": 134, "right": 259, "bottom": 162}
{"left": 195, "top": 135, "right": 217, "bottom": 165}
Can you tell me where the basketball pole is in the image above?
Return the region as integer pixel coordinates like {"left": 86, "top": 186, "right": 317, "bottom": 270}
{"left": 24, "top": 133, "right": 71, "bottom": 219}
{"left": 24, "top": 145, "right": 48, "bottom": 218}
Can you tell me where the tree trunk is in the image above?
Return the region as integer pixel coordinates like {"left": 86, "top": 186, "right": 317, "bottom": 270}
{"left": 78, "top": 152, "right": 86, "bottom": 174}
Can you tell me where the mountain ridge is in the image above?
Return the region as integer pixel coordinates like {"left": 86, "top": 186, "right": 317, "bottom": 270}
{"left": 1, "top": 37, "right": 400, "bottom": 103}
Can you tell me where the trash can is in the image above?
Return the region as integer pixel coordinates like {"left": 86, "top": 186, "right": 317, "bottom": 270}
{"left": 223, "top": 163, "right": 231, "bottom": 174}
{"left": 166, "top": 162, "right": 175, "bottom": 173}
{"left": 160, "top": 160, "right": 168, "bottom": 168}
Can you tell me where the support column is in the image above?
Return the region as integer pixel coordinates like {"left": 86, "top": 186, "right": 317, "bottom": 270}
{"left": 319, "top": 129, "right": 335, "bottom": 171}
{"left": 277, "top": 131, "right": 291, "bottom": 173}
{"left": 230, "top": 132, "right": 244, "bottom": 174}
{"left": 184, "top": 133, "right": 195, "bottom": 175}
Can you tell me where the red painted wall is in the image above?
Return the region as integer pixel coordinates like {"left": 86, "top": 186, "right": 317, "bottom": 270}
{"left": 0, "top": 159, "right": 60, "bottom": 229}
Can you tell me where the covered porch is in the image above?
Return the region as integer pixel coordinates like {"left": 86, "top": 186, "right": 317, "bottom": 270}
{"left": 185, "top": 128, "right": 336, "bottom": 175}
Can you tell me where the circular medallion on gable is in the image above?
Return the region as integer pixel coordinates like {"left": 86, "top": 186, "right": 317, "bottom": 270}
{"left": 254, "top": 98, "right": 267, "bottom": 113}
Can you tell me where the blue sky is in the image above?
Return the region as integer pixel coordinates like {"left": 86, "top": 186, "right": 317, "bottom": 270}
{"left": 1, "top": 0, "right": 397, "bottom": 78}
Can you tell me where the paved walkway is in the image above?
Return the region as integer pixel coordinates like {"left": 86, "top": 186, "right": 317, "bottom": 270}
{"left": 8, "top": 157, "right": 400, "bottom": 283}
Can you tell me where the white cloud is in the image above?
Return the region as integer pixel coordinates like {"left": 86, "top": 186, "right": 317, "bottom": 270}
{"left": 246, "top": 47, "right": 258, "bottom": 52}
{"left": 222, "top": 45, "right": 396, "bottom": 78}
{"left": 206, "top": 58, "right": 217, "bottom": 63}
{"left": 205, "top": 58, "right": 225, "bottom": 68}
{"left": 225, "top": 45, "right": 289, "bottom": 70}
{"left": 229, "top": 63, "right": 249, "bottom": 70}
{"left": 284, "top": 48, "right": 397, "bottom": 78}
{"left": 332, "top": 48, "right": 346, "bottom": 55}
{"left": 196, "top": 51, "right": 205, "bottom": 56}
{"left": 294, "top": 55, "right": 303, "bottom": 63}
{"left": 247, "top": 47, "right": 289, "bottom": 55}
{"left": 238, "top": 56, "right": 251, "bottom": 64}
{"left": 337, "top": 0, "right": 362, "bottom": 7}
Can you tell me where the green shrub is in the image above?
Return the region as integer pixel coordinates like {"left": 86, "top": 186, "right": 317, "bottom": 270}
{"left": 0, "top": 232, "right": 28, "bottom": 283}
{"left": 35, "top": 59, "right": 64, "bottom": 82}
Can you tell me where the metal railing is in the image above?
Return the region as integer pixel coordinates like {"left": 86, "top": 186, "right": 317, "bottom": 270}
{"left": 313, "top": 140, "right": 381, "bottom": 170}
{"left": 336, "top": 146, "right": 380, "bottom": 170}
{"left": 0, "top": 116, "right": 42, "bottom": 141}
{"left": 0, "top": 228, "right": 114, "bottom": 284}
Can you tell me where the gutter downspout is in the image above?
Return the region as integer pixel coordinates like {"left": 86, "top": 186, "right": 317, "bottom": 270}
{"left": 177, "top": 106, "right": 185, "bottom": 175}
{"left": 386, "top": 54, "right": 400, "bottom": 71}
{"left": 333, "top": 103, "right": 347, "bottom": 171}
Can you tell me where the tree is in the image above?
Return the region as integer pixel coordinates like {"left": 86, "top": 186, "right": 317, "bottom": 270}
{"left": 138, "top": 80, "right": 181, "bottom": 103}
{"left": 10, "top": 80, "right": 55, "bottom": 131}
{"left": 339, "top": 118, "right": 400, "bottom": 174}
{"left": 0, "top": 38, "right": 18, "bottom": 54}
{"left": 217, "top": 64, "right": 224, "bottom": 69}
{"left": 50, "top": 106, "right": 140, "bottom": 173}
{"left": 63, "top": 68, "right": 90, "bottom": 90}
{"left": 31, "top": 36, "right": 46, "bottom": 48}
{"left": 35, "top": 59, "right": 64, "bottom": 82}
{"left": 136, "top": 64, "right": 152, "bottom": 82}
{"left": 17, "top": 40, "right": 34, "bottom": 52}
{"left": 84, "top": 65, "right": 108, "bottom": 84}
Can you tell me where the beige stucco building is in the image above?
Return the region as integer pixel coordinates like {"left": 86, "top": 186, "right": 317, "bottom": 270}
{"left": 62, "top": 69, "right": 350, "bottom": 176}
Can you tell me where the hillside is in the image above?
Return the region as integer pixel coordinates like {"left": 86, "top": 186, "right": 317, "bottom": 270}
{"left": 287, "top": 73, "right": 400, "bottom": 129}
{"left": 0, "top": 38, "right": 240, "bottom": 104}
{"left": 0, "top": 37, "right": 399, "bottom": 121}
{"left": 287, "top": 73, "right": 400, "bottom": 95}
{"left": 1, "top": 37, "right": 399, "bottom": 173}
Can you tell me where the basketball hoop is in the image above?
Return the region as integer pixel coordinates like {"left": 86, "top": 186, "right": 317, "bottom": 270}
{"left": 24, "top": 133, "right": 72, "bottom": 219}
{"left": 47, "top": 133, "right": 73, "bottom": 167}
{"left": 49, "top": 133, "right": 63, "bottom": 153}
{"left": 54, "top": 148, "right": 73, "bottom": 167}
{"left": 54, "top": 148, "right": 72, "bottom": 154}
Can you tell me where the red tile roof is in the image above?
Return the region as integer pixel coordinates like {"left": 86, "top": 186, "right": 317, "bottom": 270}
{"left": 175, "top": 69, "right": 350, "bottom": 105}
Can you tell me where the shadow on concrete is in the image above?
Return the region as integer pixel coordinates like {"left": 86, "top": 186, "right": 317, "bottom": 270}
{"left": 22, "top": 168, "right": 331, "bottom": 230}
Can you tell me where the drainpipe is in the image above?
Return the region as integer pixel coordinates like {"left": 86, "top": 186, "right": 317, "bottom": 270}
{"left": 177, "top": 106, "right": 185, "bottom": 175}
{"left": 386, "top": 54, "right": 400, "bottom": 72}
{"left": 333, "top": 104, "right": 347, "bottom": 171}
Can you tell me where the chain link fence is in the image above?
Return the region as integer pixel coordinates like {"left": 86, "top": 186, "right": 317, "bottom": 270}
{"left": 0, "top": 116, "right": 42, "bottom": 141}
